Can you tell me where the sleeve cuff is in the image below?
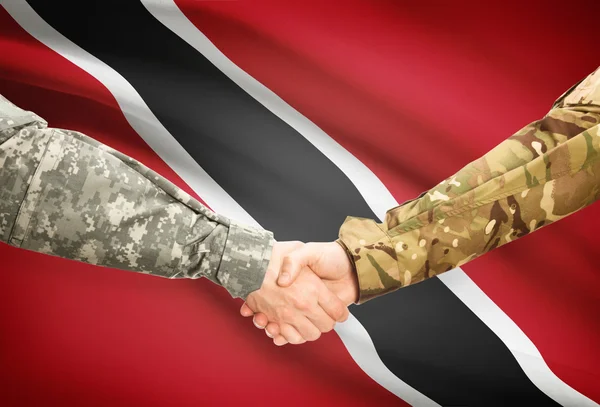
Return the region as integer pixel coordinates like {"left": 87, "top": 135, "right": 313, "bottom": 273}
{"left": 216, "top": 221, "right": 274, "bottom": 299}
{"left": 338, "top": 216, "right": 403, "bottom": 304}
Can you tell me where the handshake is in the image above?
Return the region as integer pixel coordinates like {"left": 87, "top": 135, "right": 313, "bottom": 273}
{"left": 240, "top": 241, "right": 360, "bottom": 346}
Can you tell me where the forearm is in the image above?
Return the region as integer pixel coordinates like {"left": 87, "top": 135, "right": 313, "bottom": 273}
{"left": 339, "top": 70, "right": 600, "bottom": 303}
{"left": 0, "top": 95, "right": 273, "bottom": 299}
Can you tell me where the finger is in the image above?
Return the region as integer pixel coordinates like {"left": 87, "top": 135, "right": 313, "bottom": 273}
{"left": 273, "top": 335, "right": 288, "bottom": 346}
{"left": 278, "top": 245, "right": 316, "bottom": 287}
{"left": 253, "top": 313, "right": 269, "bottom": 329}
{"left": 279, "top": 323, "right": 307, "bottom": 345}
{"left": 338, "top": 307, "right": 350, "bottom": 322}
{"left": 278, "top": 256, "right": 302, "bottom": 287}
{"left": 240, "top": 303, "right": 255, "bottom": 317}
{"left": 289, "top": 316, "right": 321, "bottom": 342}
{"left": 253, "top": 314, "right": 267, "bottom": 329}
{"left": 306, "top": 307, "right": 336, "bottom": 334}
{"left": 265, "top": 322, "right": 280, "bottom": 338}
{"left": 318, "top": 283, "right": 350, "bottom": 322}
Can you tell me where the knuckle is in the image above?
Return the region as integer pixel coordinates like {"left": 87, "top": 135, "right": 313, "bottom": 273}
{"left": 245, "top": 295, "right": 257, "bottom": 309}
{"left": 279, "top": 306, "right": 294, "bottom": 321}
{"left": 281, "top": 255, "right": 293, "bottom": 268}
{"left": 332, "top": 304, "right": 345, "bottom": 321}
{"left": 291, "top": 293, "right": 310, "bottom": 311}
{"left": 281, "top": 257, "right": 297, "bottom": 275}
{"left": 294, "top": 298, "right": 310, "bottom": 311}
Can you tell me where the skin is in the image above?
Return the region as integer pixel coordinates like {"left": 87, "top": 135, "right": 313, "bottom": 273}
{"left": 243, "top": 241, "right": 352, "bottom": 344}
{"left": 241, "top": 242, "right": 359, "bottom": 346}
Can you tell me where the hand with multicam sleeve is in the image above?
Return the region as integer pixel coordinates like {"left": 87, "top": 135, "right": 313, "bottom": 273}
{"left": 0, "top": 94, "right": 273, "bottom": 300}
{"left": 239, "top": 67, "right": 600, "bottom": 345}
{"left": 338, "top": 67, "right": 600, "bottom": 304}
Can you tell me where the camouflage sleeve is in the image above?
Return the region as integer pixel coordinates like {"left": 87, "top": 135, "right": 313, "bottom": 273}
{"left": 338, "top": 67, "right": 600, "bottom": 304}
{"left": 0, "top": 94, "right": 273, "bottom": 299}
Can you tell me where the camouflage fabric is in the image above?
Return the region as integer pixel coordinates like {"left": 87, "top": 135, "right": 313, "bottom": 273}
{"left": 0, "top": 94, "right": 273, "bottom": 299}
{"left": 339, "top": 67, "right": 600, "bottom": 304}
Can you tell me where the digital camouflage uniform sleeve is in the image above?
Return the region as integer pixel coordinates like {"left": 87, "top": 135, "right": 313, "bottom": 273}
{"left": 0, "top": 94, "right": 273, "bottom": 299}
{"left": 338, "top": 67, "right": 600, "bottom": 304}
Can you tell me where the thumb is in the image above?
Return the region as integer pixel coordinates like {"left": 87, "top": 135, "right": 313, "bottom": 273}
{"left": 277, "top": 245, "right": 316, "bottom": 287}
{"left": 240, "top": 302, "right": 255, "bottom": 317}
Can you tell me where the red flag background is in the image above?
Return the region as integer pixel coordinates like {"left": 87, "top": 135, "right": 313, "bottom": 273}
{"left": 1, "top": 1, "right": 599, "bottom": 406}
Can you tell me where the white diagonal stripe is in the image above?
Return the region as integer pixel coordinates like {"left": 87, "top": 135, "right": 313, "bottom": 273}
{"left": 438, "top": 269, "right": 598, "bottom": 407}
{"left": 139, "top": 1, "right": 439, "bottom": 405}
{"left": 141, "top": 0, "right": 397, "bottom": 222}
{"left": 336, "top": 314, "right": 440, "bottom": 406}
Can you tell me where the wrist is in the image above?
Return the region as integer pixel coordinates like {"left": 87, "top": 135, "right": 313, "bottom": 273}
{"left": 333, "top": 240, "right": 359, "bottom": 304}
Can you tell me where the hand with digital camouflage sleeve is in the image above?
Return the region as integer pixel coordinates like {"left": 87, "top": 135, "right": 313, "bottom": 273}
{"left": 241, "top": 241, "right": 350, "bottom": 345}
{"left": 242, "top": 242, "right": 358, "bottom": 345}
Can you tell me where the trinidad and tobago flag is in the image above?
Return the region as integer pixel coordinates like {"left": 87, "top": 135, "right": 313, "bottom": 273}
{"left": 1, "top": 1, "right": 599, "bottom": 406}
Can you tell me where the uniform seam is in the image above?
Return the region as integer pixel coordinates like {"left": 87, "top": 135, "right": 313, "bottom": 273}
{"left": 8, "top": 130, "right": 58, "bottom": 246}
{"left": 213, "top": 224, "right": 231, "bottom": 286}
{"left": 389, "top": 152, "right": 600, "bottom": 236}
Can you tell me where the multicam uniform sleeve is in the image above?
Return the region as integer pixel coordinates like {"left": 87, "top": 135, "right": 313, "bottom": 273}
{"left": 338, "top": 67, "right": 600, "bottom": 304}
{"left": 0, "top": 94, "right": 273, "bottom": 299}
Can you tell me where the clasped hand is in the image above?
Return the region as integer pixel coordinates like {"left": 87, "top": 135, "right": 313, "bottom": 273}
{"left": 240, "top": 241, "right": 359, "bottom": 346}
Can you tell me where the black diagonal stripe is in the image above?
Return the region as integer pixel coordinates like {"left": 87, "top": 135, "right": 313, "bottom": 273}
{"left": 27, "top": 1, "right": 561, "bottom": 406}
{"left": 351, "top": 279, "right": 561, "bottom": 406}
